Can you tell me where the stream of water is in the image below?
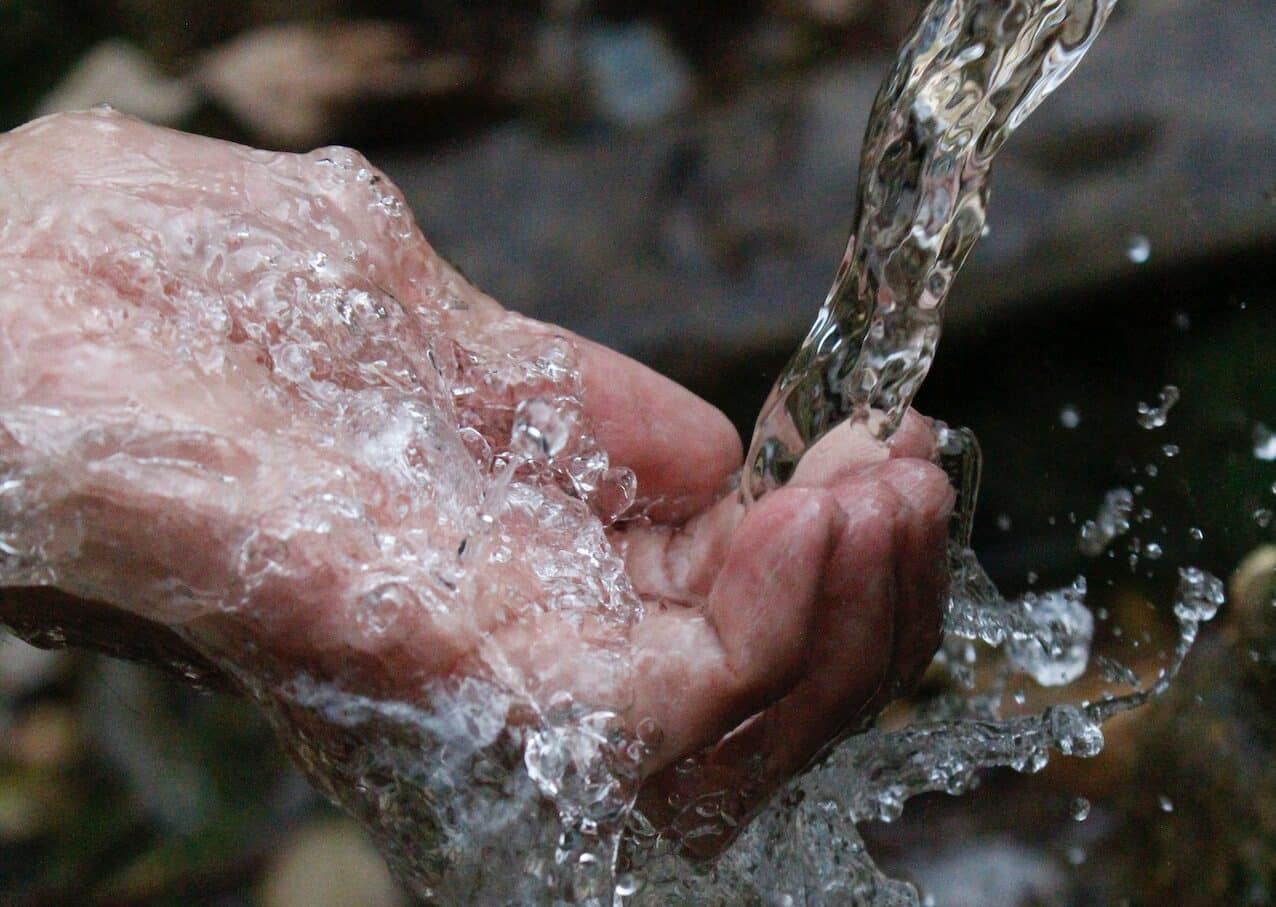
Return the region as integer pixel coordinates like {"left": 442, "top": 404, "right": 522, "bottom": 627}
{"left": 631, "top": 0, "right": 1224, "bottom": 902}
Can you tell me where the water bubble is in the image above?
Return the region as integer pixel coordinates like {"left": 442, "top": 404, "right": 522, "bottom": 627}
{"left": 1255, "top": 508, "right": 1273, "bottom": 529}
{"left": 1188, "top": 526, "right": 1205, "bottom": 541}
{"left": 1070, "top": 796, "right": 1091, "bottom": 821}
{"left": 1173, "top": 566, "right": 1224, "bottom": 623}
{"left": 1158, "top": 795, "right": 1174, "bottom": 813}
{"left": 614, "top": 872, "right": 642, "bottom": 897}
{"left": 1059, "top": 405, "right": 1081, "bottom": 429}
{"left": 1253, "top": 423, "right": 1276, "bottom": 461}
{"left": 1144, "top": 542, "right": 1163, "bottom": 560}
{"left": 1066, "top": 845, "right": 1087, "bottom": 866}
{"left": 1161, "top": 443, "right": 1180, "bottom": 458}
{"left": 1136, "top": 385, "right": 1180, "bottom": 429}
{"left": 997, "top": 513, "right": 1013, "bottom": 531}
{"left": 1126, "top": 234, "right": 1151, "bottom": 263}
{"left": 1171, "top": 310, "right": 1191, "bottom": 332}
{"left": 511, "top": 398, "right": 572, "bottom": 460}
{"left": 635, "top": 717, "right": 664, "bottom": 751}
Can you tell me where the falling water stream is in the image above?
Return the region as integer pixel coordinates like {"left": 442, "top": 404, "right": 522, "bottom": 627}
{"left": 0, "top": 1, "right": 1233, "bottom": 905}
{"left": 623, "top": 2, "right": 1226, "bottom": 901}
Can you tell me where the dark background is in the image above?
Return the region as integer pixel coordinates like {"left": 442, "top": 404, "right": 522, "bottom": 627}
{"left": 1, "top": 1, "right": 1273, "bottom": 904}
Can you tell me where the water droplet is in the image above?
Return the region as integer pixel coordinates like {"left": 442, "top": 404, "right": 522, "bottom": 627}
{"left": 1070, "top": 796, "right": 1091, "bottom": 821}
{"left": 1126, "top": 234, "right": 1151, "bottom": 263}
{"left": 1173, "top": 566, "right": 1224, "bottom": 623}
{"left": 1158, "top": 795, "right": 1174, "bottom": 813}
{"left": 1096, "top": 655, "right": 1139, "bottom": 686}
{"left": 1059, "top": 405, "right": 1081, "bottom": 429}
{"left": 615, "top": 872, "right": 642, "bottom": 897}
{"left": 1253, "top": 423, "right": 1276, "bottom": 461}
{"left": 1136, "top": 385, "right": 1180, "bottom": 429}
{"left": 1079, "top": 488, "right": 1134, "bottom": 557}
{"left": 511, "top": 398, "right": 573, "bottom": 460}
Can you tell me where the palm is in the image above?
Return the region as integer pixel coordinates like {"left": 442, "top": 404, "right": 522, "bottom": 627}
{"left": 0, "top": 110, "right": 952, "bottom": 857}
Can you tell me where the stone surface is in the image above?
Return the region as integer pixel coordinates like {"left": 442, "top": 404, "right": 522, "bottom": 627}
{"left": 378, "top": 0, "right": 1276, "bottom": 372}
{"left": 260, "top": 818, "right": 408, "bottom": 907}
{"left": 36, "top": 39, "right": 197, "bottom": 125}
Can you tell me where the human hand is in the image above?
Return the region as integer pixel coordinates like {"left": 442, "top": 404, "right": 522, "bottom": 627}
{"left": 0, "top": 111, "right": 953, "bottom": 863}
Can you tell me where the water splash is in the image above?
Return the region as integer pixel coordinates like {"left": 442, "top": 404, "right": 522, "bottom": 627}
{"left": 1078, "top": 487, "right": 1135, "bottom": 557}
{"left": 1136, "top": 385, "right": 1181, "bottom": 430}
{"left": 0, "top": 1, "right": 1223, "bottom": 902}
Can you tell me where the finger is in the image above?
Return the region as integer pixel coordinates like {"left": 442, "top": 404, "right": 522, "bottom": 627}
{"left": 635, "top": 476, "right": 901, "bottom": 853}
{"left": 888, "top": 409, "right": 940, "bottom": 462}
{"left": 867, "top": 458, "right": 954, "bottom": 693}
{"left": 789, "top": 408, "right": 937, "bottom": 489}
{"left": 626, "top": 486, "right": 841, "bottom": 767}
{"left": 616, "top": 409, "right": 940, "bottom": 604}
{"left": 612, "top": 490, "right": 742, "bottom": 604}
{"left": 498, "top": 314, "right": 742, "bottom": 524}
{"left": 638, "top": 460, "right": 953, "bottom": 855}
{"left": 576, "top": 334, "right": 743, "bottom": 523}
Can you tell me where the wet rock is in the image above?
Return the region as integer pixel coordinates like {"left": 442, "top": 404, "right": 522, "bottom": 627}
{"left": 377, "top": 0, "right": 1276, "bottom": 375}
{"left": 260, "top": 818, "right": 408, "bottom": 907}
{"left": 906, "top": 838, "right": 1068, "bottom": 907}
{"left": 0, "top": 634, "right": 65, "bottom": 697}
{"left": 197, "top": 22, "right": 474, "bottom": 149}
{"left": 791, "top": 0, "right": 876, "bottom": 27}
{"left": 35, "top": 39, "right": 197, "bottom": 125}
{"left": 2, "top": 703, "right": 80, "bottom": 768}
{"left": 581, "top": 22, "right": 692, "bottom": 127}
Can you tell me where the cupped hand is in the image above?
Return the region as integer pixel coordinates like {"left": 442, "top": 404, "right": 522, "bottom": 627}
{"left": 0, "top": 111, "right": 953, "bottom": 856}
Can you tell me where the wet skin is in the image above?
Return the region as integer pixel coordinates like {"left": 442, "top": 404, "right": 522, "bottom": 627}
{"left": 0, "top": 111, "right": 953, "bottom": 856}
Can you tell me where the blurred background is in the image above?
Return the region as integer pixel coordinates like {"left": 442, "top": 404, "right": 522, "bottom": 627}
{"left": 1, "top": 0, "right": 1274, "bottom": 904}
